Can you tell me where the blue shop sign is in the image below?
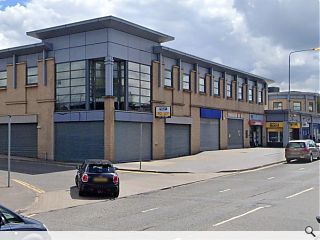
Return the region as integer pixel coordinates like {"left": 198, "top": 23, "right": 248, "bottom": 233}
{"left": 200, "top": 108, "right": 222, "bottom": 119}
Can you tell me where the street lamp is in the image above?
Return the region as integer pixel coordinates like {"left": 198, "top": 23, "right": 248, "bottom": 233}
{"left": 288, "top": 47, "right": 320, "bottom": 142}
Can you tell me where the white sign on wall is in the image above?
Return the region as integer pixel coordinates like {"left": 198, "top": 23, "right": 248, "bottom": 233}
{"left": 155, "top": 106, "right": 171, "bottom": 118}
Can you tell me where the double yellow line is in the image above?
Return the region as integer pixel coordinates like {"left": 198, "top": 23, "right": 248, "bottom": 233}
{"left": 12, "top": 179, "right": 45, "bottom": 194}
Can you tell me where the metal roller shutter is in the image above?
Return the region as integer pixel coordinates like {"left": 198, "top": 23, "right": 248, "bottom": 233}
{"left": 228, "top": 119, "right": 243, "bottom": 149}
{"left": 55, "top": 121, "right": 104, "bottom": 162}
{"left": 165, "top": 124, "right": 190, "bottom": 158}
{"left": 0, "top": 123, "right": 37, "bottom": 158}
{"left": 200, "top": 118, "right": 219, "bottom": 151}
{"left": 115, "top": 121, "right": 152, "bottom": 163}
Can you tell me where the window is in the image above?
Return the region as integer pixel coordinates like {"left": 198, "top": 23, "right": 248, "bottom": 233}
{"left": 199, "top": 77, "right": 205, "bottom": 93}
{"left": 238, "top": 86, "right": 243, "bottom": 100}
{"left": 56, "top": 61, "right": 86, "bottom": 111}
{"left": 113, "top": 60, "right": 125, "bottom": 110}
{"left": 183, "top": 73, "right": 190, "bottom": 90}
{"left": 273, "top": 102, "right": 283, "bottom": 110}
{"left": 89, "top": 59, "right": 105, "bottom": 110}
{"left": 225, "top": 74, "right": 234, "bottom": 98}
{"left": 128, "top": 62, "right": 151, "bottom": 112}
{"left": 258, "top": 90, "right": 263, "bottom": 103}
{"left": 293, "top": 102, "right": 301, "bottom": 111}
{"left": 27, "top": 67, "right": 38, "bottom": 85}
{"left": 0, "top": 207, "right": 23, "bottom": 224}
{"left": 268, "top": 131, "right": 283, "bottom": 142}
{"left": 164, "top": 69, "right": 172, "bottom": 87}
{"left": 248, "top": 88, "right": 253, "bottom": 102}
{"left": 0, "top": 71, "right": 7, "bottom": 88}
{"left": 212, "top": 71, "right": 222, "bottom": 96}
{"left": 308, "top": 102, "right": 314, "bottom": 112}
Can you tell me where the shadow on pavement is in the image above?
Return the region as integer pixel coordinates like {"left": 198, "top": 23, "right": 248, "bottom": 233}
{"left": 0, "top": 158, "right": 75, "bottom": 175}
{"left": 285, "top": 159, "right": 319, "bottom": 164}
{"left": 69, "top": 186, "right": 115, "bottom": 201}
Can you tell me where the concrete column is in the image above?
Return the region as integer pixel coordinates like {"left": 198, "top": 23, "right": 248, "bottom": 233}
{"left": 177, "top": 59, "right": 182, "bottom": 91}
{"left": 191, "top": 107, "right": 200, "bottom": 154}
{"left": 194, "top": 64, "right": 198, "bottom": 94}
{"left": 253, "top": 86, "right": 257, "bottom": 103}
{"left": 105, "top": 56, "right": 114, "bottom": 96}
{"left": 232, "top": 81, "right": 236, "bottom": 100}
{"left": 158, "top": 53, "right": 163, "bottom": 88}
{"left": 104, "top": 96, "right": 115, "bottom": 161}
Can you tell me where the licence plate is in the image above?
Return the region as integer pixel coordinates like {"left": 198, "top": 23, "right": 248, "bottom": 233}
{"left": 93, "top": 177, "right": 108, "bottom": 183}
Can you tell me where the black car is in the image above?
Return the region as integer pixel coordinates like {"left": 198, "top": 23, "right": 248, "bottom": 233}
{"left": 75, "top": 159, "right": 120, "bottom": 197}
{"left": 0, "top": 205, "right": 47, "bottom": 231}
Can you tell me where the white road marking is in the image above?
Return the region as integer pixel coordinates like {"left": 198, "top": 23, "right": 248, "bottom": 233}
{"left": 267, "top": 177, "right": 275, "bottom": 180}
{"left": 141, "top": 207, "right": 159, "bottom": 213}
{"left": 212, "top": 205, "right": 271, "bottom": 227}
{"left": 219, "top": 189, "right": 231, "bottom": 193}
{"left": 286, "top": 187, "right": 314, "bottom": 199}
{"left": 299, "top": 168, "right": 305, "bottom": 171}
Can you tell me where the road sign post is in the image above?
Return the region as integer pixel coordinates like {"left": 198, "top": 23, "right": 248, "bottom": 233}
{"left": 8, "top": 115, "right": 11, "bottom": 188}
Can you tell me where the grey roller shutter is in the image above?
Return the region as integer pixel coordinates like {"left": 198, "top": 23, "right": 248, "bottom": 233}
{"left": 55, "top": 121, "right": 104, "bottom": 162}
{"left": 115, "top": 122, "right": 152, "bottom": 163}
{"left": 0, "top": 124, "right": 37, "bottom": 158}
{"left": 165, "top": 124, "right": 190, "bottom": 158}
{"left": 200, "top": 118, "right": 219, "bottom": 151}
{"left": 228, "top": 119, "right": 243, "bottom": 149}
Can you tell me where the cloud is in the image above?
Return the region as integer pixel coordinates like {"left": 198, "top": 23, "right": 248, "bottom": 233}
{"left": 0, "top": 0, "right": 318, "bottom": 93}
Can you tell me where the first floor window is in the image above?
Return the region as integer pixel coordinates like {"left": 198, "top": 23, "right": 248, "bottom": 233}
{"left": 27, "top": 67, "right": 38, "bottom": 85}
{"left": 308, "top": 102, "right": 314, "bottom": 112}
{"left": 183, "top": 73, "right": 190, "bottom": 90}
{"left": 258, "top": 90, "right": 263, "bottom": 103}
{"left": 199, "top": 77, "right": 205, "bottom": 93}
{"left": 226, "top": 83, "right": 232, "bottom": 98}
{"left": 273, "top": 102, "right": 283, "bottom": 110}
{"left": 128, "top": 62, "right": 151, "bottom": 112}
{"left": 238, "top": 85, "right": 243, "bottom": 100}
{"left": 293, "top": 102, "right": 301, "bottom": 111}
{"left": 0, "top": 71, "right": 7, "bottom": 87}
{"left": 55, "top": 60, "right": 86, "bottom": 111}
{"left": 214, "top": 79, "right": 219, "bottom": 95}
{"left": 248, "top": 88, "right": 253, "bottom": 102}
{"left": 164, "top": 69, "right": 172, "bottom": 87}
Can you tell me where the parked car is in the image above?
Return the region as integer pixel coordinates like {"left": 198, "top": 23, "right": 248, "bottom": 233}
{"left": 75, "top": 159, "right": 120, "bottom": 197}
{"left": 285, "top": 140, "right": 320, "bottom": 163}
{"left": 0, "top": 204, "right": 47, "bottom": 231}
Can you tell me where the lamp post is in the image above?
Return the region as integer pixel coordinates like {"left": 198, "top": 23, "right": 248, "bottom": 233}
{"left": 288, "top": 47, "right": 320, "bottom": 142}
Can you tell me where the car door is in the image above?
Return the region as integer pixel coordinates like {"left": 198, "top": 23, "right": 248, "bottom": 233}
{"left": 309, "top": 141, "right": 318, "bottom": 158}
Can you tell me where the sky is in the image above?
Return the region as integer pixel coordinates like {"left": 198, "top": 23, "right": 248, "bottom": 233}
{"left": 0, "top": 0, "right": 319, "bottom": 93}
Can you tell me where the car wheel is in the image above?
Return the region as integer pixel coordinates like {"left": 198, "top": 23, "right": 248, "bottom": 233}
{"left": 309, "top": 154, "right": 313, "bottom": 163}
{"left": 286, "top": 158, "right": 291, "bottom": 163}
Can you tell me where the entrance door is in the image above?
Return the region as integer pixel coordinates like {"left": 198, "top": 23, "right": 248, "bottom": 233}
{"left": 228, "top": 119, "right": 243, "bottom": 149}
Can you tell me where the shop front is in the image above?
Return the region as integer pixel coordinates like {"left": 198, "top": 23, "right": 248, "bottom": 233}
{"left": 289, "top": 122, "right": 301, "bottom": 140}
{"left": 266, "top": 122, "right": 284, "bottom": 147}
{"left": 249, "top": 114, "right": 264, "bottom": 147}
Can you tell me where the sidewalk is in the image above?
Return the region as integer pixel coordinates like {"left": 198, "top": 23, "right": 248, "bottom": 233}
{"left": 114, "top": 148, "right": 285, "bottom": 173}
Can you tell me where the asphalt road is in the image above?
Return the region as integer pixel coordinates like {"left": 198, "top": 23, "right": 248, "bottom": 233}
{"left": 33, "top": 160, "right": 320, "bottom": 231}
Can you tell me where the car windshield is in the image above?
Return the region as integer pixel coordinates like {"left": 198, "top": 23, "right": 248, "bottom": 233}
{"left": 88, "top": 164, "right": 114, "bottom": 173}
{"left": 287, "top": 142, "right": 306, "bottom": 148}
{"left": 0, "top": 207, "right": 23, "bottom": 224}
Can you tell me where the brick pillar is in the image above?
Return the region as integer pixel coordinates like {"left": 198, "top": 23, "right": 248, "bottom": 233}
{"left": 219, "top": 78, "right": 224, "bottom": 98}
{"left": 220, "top": 111, "right": 228, "bottom": 149}
{"left": 253, "top": 86, "right": 257, "bottom": 104}
{"left": 191, "top": 107, "right": 200, "bottom": 154}
{"left": 232, "top": 81, "right": 236, "bottom": 100}
{"left": 152, "top": 113, "right": 165, "bottom": 160}
{"left": 104, "top": 96, "right": 115, "bottom": 161}
{"left": 243, "top": 84, "right": 248, "bottom": 102}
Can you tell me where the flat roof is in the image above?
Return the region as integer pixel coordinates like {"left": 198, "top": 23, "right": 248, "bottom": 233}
{"left": 0, "top": 42, "right": 52, "bottom": 59}
{"left": 269, "top": 91, "right": 320, "bottom": 96}
{"left": 154, "top": 46, "right": 275, "bottom": 84}
{"left": 27, "top": 16, "right": 174, "bottom": 43}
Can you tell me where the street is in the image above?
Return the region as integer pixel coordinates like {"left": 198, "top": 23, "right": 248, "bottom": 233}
{"left": 32, "top": 160, "right": 319, "bottom": 231}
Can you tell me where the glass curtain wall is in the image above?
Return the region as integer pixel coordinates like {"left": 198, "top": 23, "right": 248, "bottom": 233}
{"left": 113, "top": 60, "right": 126, "bottom": 110}
{"left": 89, "top": 59, "right": 105, "bottom": 110}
